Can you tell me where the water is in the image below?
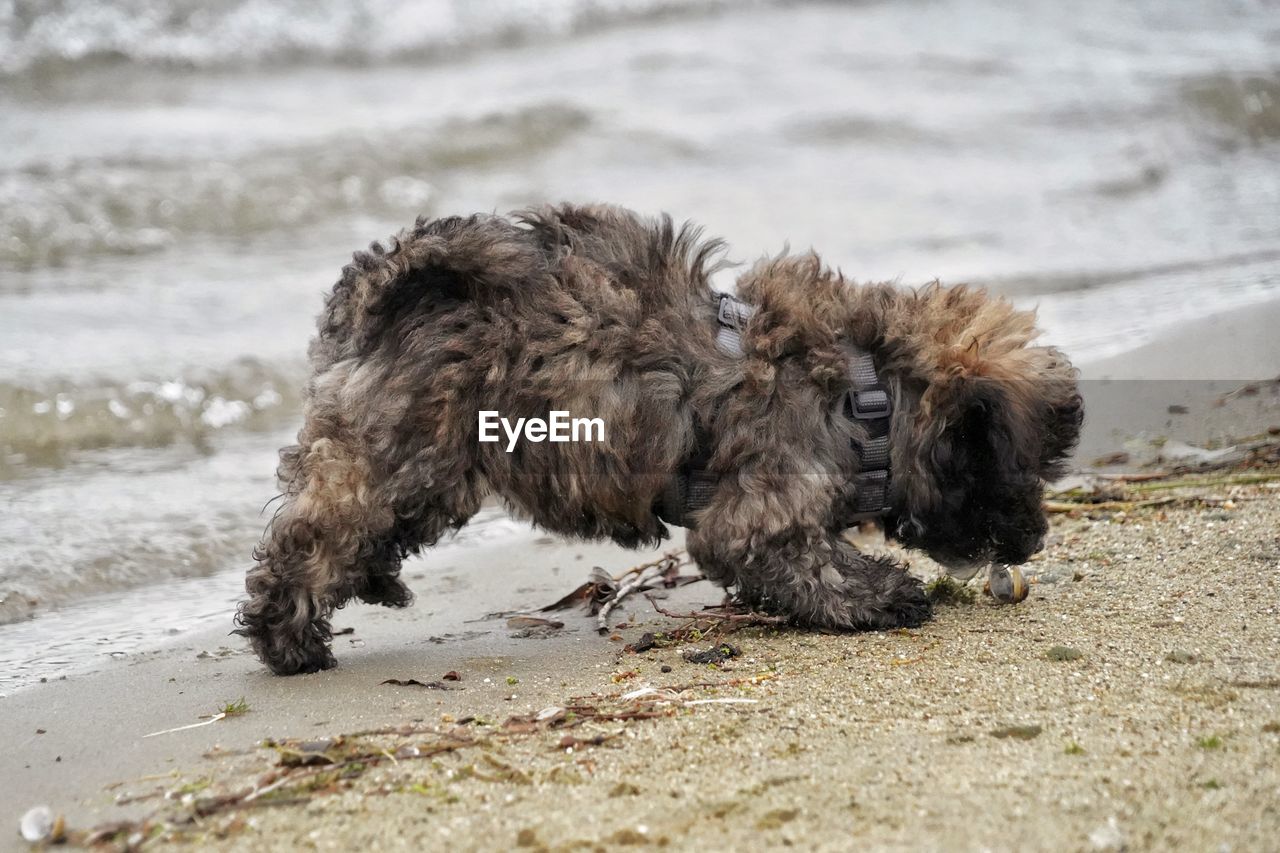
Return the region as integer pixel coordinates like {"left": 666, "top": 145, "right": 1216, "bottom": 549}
{"left": 2, "top": 0, "right": 1278, "bottom": 690}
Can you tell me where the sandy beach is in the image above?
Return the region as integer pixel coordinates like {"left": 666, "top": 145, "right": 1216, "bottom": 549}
{"left": 1081, "top": 299, "right": 1280, "bottom": 382}
{"left": 4, "top": 1, "right": 1280, "bottom": 849}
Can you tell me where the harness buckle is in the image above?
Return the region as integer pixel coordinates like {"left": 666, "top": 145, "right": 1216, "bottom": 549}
{"left": 848, "top": 387, "right": 891, "bottom": 420}
{"left": 717, "top": 293, "right": 753, "bottom": 329}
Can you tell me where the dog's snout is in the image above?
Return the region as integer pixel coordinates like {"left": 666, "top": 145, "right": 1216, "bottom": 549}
{"left": 993, "top": 531, "right": 1044, "bottom": 566}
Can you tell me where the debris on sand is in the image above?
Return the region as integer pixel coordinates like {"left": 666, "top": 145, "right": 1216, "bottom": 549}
{"left": 20, "top": 806, "right": 64, "bottom": 844}
{"left": 506, "top": 615, "right": 564, "bottom": 630}
{"left": 684, "top": 643, "right": 741, "bottom": 665}
{"left": 925, "top": 576, "right": 976, "bottom": 605}
{"left": 380, "top": 678, "right": 457, "bottom": 690}
{"left": 990, "top": 724, "right": 1043, "bottom": 740}
{"left": 593, "top": 552, "right": 700, "bottom": 634}
{"left": 986, "top": 566, "right": 1029, "bottom": 604}
{"left": 626, "top": 632, "right": 660, "bottom": 653}
{"left": 506, "top": 615, "right": 566, "bottom": 638}
{"left": 1049, "top": 436, "right": 1280, "bottom": 516}
{"left": 756, "top": 807, "right": 800, "bottom": 830}
{"left": 539, "top": 566, "right": 618, "bottom": 613}
{"left": 645, "top": 597, "right": 788, "bottom": 634}
{"left": 538, "top": 551, "right": 703, "bottom": 634}
{"left": 142, "top": 699, "right": 249, "bottom": 738}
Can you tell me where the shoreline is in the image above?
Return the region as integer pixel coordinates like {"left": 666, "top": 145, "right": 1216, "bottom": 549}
{"left": 1079, "top": 297, "right": 1280, "bottom": 381}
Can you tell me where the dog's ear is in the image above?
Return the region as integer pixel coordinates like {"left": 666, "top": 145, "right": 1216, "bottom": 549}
{"left": 973, "top": 374, "right": 1054, "bottom": 561}
{"left": 924, "top": 372, "right": 1043, "bottom": 472}
{"left": 1039, "top": 385, "right": 1083, "bottom": 479}
{"left": 898, "top": 370, "right": 1039, "bottom": 565}
{"left": 921, "top": 337, "right": 1080, "bottom": 473}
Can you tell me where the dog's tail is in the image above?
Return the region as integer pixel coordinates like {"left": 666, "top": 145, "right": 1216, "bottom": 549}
{"left": 313, "top": 214, "right": 548, "bottom": 368}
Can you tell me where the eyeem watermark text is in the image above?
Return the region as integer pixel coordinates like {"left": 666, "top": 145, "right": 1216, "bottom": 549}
{"left": 478, "top": 411, "right": 605, "bottom": 452}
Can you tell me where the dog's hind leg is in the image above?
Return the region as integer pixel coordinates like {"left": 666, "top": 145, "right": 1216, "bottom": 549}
{"left": 686, "top": 524, "right": 932, "bottom": 632}
{"left": 238, "top": 418, "right": 485, "bottom": 674}
{"left": 236, "top": 434, "right": 403, "bottom": 675}
{"left": 355, "top": 483, "right": 485, "bottom": 609}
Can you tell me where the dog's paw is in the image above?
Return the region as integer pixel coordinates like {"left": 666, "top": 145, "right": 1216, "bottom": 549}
{"left": 827, "top": 560, "right": 933, "bottom": 632}
{"left": 235, "top": 621, "right": 338, "bottom": 676}
{"left": 261, "top": 641, "right": 337, "bottom": 676}
{"left": 868, "top": 572, "right": 933, "bottom": 629}
{"left": 357, "top": 573, "right": 414, "bottom": 608}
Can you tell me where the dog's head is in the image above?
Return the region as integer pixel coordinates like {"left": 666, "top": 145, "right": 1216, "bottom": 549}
{"left": 887, "top": 332, "right": 1083, "bottom": 571}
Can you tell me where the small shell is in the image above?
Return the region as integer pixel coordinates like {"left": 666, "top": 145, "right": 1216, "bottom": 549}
{"left": 988, "top": 565, "right": 1029, "bottom": 604}
{"left": 19, "top": 806, "right": 53, "bottom": 843}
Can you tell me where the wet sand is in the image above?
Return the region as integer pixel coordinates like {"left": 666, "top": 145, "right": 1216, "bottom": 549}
{"left": 1070, "top": 299, "right": 1280, "bottom": 467}
{"left": 0, "top": 528, "right": 682, "bottom": 837}
{"left": 1081, "top": 298, "right": 1280, "bottom": 381}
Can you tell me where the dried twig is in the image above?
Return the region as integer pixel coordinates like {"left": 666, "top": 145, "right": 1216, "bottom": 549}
{"left": 644, "top": 595, "right": 788, "bottom": 627}
{"left": 594, "top": 550, "right": 693, "bottom": 634}
{"left": 597, "top": 562, "right": 665, "bottom": 633}
{"left": 1125, "top": 471, "right": 1280, "bottom": 492}
{"left": 1044, "top": 496, "right": 1179, "bottom": 513}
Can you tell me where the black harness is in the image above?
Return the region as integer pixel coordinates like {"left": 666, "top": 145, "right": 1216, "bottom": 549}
{"left": 654, "top": 293, "right": 894, "bottom": 528}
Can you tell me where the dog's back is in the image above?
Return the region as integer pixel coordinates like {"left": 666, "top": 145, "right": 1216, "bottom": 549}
{"left": 313, "top": 205, "right": 722, "bottom": 369}
{"left": 298, "top": 205, "right": 729, "bottom": 547}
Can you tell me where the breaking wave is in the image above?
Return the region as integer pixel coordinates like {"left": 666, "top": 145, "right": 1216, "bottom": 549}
{"left": 0, "top": 357, "right": 304, "bottom": 470}
{"left": 1180, "top": 71, "right": 1280, "bottom": 146}
{"left": 0, "top": 0, "right": 746, "bottom": 78}
{"left": 0, "top": 102, "right": 590, "bottom": 268}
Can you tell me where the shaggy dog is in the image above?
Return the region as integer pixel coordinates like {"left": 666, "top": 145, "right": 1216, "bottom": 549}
{"left": 237, "top": 204, "right": 1082, "bottom": 675}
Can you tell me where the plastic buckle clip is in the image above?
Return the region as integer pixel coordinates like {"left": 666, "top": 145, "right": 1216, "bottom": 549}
{"left": 717, "top": 293, "right": 740, "bottom": 328}
{"left": 848, "top": 388, "right": 890, "bottom": 420}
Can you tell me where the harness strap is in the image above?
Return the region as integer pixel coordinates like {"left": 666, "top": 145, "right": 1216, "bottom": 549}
{"left": 842, "top": 347, "right": 894, "bottom": 521}
{"left": 655, "top": 293, "right": 893, "bottom": 528}
{"left": 715, "top": 293, "right": 756, "bottom": 357}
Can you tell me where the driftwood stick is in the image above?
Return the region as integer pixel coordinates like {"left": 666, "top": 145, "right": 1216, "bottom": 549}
{"left": 597, "top": 563, "right": 666, "bottom": 633}
{"left": 610, "top": 549, "right": 688, "bottom": 582}
{"left": 1044, "top": 496, "right": 1180, "bottom": 513}
{"left": 595, "top": 549, "right": 693, "bottom": 634}
{"left": 644, "top": 595, "right": 789, "bottom": 626}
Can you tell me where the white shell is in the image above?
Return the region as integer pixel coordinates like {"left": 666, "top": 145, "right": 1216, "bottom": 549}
{"left": 19, "top": 806, "right": 53, "bottom": 843}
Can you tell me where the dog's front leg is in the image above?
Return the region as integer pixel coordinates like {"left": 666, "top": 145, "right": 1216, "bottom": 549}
{"left": 686, "top": 524, "right": 931, "bottom": 632}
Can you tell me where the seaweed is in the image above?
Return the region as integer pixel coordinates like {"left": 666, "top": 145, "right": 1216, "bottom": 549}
{"left": 925, "top": 576, "right": 976, "bottom": 605}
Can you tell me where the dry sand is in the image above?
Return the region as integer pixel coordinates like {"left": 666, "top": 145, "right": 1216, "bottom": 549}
{"left": 6, "top": 462, "right": 1280, "bottom": 852}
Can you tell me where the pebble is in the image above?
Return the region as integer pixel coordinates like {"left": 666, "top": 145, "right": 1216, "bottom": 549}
{"left": 1089, "top": 817, "right": 1126, "bottom": 851}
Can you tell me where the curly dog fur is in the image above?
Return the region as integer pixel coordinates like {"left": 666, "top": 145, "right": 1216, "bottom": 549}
{"left": 236, "top": 203, "right": 1082, "bottom": 675}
